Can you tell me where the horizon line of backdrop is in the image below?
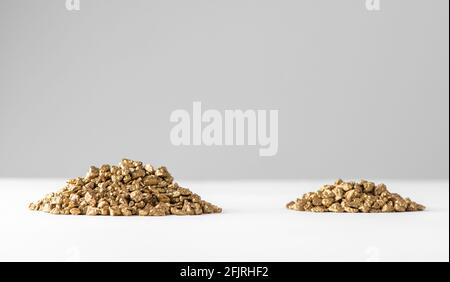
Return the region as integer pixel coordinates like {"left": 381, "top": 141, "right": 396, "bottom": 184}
{"left": 0, "top": 0, "right": 448, "bottom": 180}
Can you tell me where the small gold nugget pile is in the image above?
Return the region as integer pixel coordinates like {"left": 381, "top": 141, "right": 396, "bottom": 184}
{"left": 287, "top": 179, "right": 425, "bottom": 213}
{"left": 29, "top": 159, "right": 222, "bottom": 216}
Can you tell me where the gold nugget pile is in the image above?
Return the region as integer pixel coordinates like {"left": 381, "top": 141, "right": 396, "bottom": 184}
{"left": 286, "top": 179, "right": 425, "bottom": 213}
{"left": 29, "top": 159, "right": 222, "bottom": 216}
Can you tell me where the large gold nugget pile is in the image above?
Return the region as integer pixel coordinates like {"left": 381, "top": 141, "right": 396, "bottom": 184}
{"left": 286, "top": 179, "right": 425, "bottom": 213}
{"left": 29, "top": 159, "right": 222, "bottom": 216}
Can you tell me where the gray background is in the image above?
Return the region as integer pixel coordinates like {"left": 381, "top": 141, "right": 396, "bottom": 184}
{"left": 0, "top": 0, "right": 448, "bottom": 180}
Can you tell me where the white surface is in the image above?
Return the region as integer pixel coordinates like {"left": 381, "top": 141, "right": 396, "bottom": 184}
{"left": 0, "top": 179, "right": 448, "bottom": 262}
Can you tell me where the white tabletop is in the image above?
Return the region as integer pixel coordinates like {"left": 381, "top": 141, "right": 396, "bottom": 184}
{"left": 0, "top": 179, "right": 448, "bottom": 262}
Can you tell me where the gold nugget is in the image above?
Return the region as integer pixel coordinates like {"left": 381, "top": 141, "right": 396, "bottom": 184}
{"left": 29, "top": 159, "right": 222, "bottom": 216}
{"left": 287, "top": 179, "right": 425, "bottom": 213}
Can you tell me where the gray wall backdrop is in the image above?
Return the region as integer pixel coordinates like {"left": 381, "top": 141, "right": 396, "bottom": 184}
{"left": 0, "top": 0, "right": 448, "bottom": 179}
